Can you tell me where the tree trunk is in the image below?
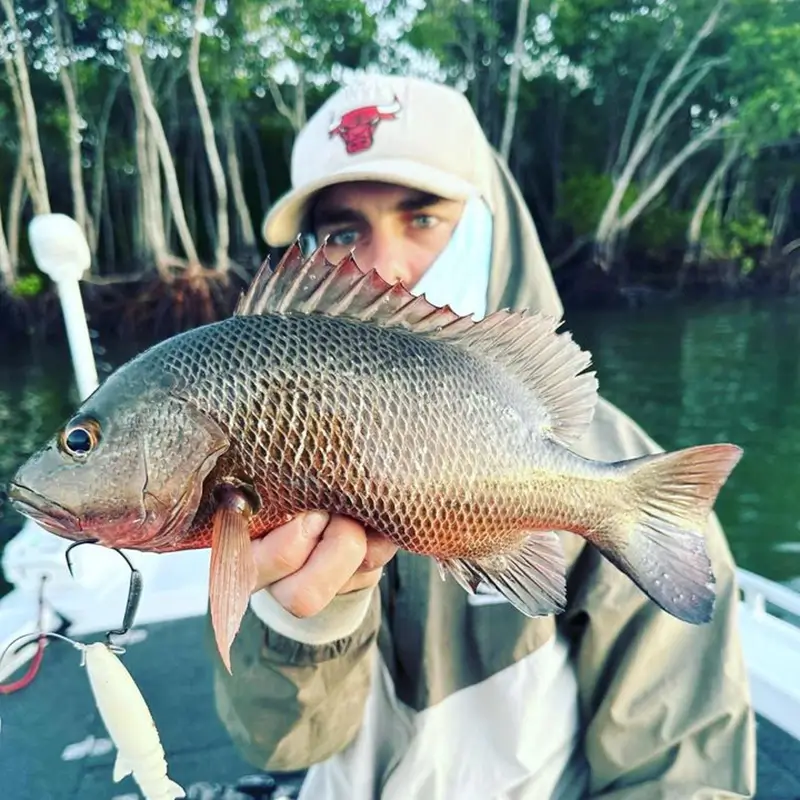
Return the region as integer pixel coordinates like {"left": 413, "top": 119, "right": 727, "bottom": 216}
{"left": 482, "top": 0, "right": 502, "bottom": 143}
{"left": 90, "top": 72, "right": 124, "bottom": 254}
{"left": 0, "top": 208, "right": 14, "bottom": 289}
{"left": 132, "top": 94, "right": 149, "bottom": 261}
{"left": 102, "top": 168, "right": 116, "bottom": 270}
{"left": 198, "top": 154, "right": 216, "bottom": 246}
{"left": 499, "top": 0, "right": 530, "bottom": 162}
{"left": 612, "top": 35, "right": 669, "bottom": 178}
{"left": 2, "top": 48, "right": 46, "bottom": 217}
{"left": 162, "top": 70, "right": 180, "bottom": 244}
{"left": 638, "top": 117, "right": 673, "bottom": 188}
{"left": 147, "top": 113, "right": 170, "bottom": 247}
{"left": 295, "top": 69, "right": 307, "bottom": 133}
{"left": 222, "top": 101, "right": 256, "bottom": 252}
{"left": 49, "top": 0, "right": 90, "bottom": 242}
{"left": 185, "top": 123, "right": 198, "bottom": 242}
{"left": 601, "top": 115, "right": 733, "bottom": 267}
{"left": 725, "top": 156, "right": 752, "bottom": 224}
{"left": 549, "top": 82, "right": 565, "bottom": 243}
{"left": 597, "top": 55, "right": 726, "bottom": 253}
{"left": 0, "top": 0, "right": 50, "bottom": 213}
{"left": 617, "top": 114, "right": 734, "bottom": 233}
{"left": 268, "top": 67, "right": 307, "bottom": 133}
{"left": 670, "top": 162, "right": 698, "bottom": 210}
{"left": 126, "top": 42, "right": 200, "bottom": 267}
{"left": 769, "top": 176, "right": 794, "bottom": 258}
{"left": 594, "top": 0, "right": 728, "bottom": 267}
{"left": 188, "top": 0, "right": 229, "bottom": 272}
{"left": 130, "top": 72, "right": 172, "bottom": 277}
{"left": 679, "top": 137, "right": 742, "bottom": 287}
{"left": 242, "top": 122, "right": 271, "bottom": 212}
{"left": 8, "top": 148, "right": 27, "bottom": 267}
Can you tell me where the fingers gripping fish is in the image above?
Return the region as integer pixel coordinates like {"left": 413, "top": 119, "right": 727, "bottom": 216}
{"left": 6, "top": 242, "right": 743, "bottom": 673}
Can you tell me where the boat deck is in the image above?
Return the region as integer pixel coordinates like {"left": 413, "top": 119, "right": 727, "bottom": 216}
{"left": 1, "top": 616, "right": 797, "bottom": 800}
{"left": 0, "top": 616, "right": 305, "bottom": 800}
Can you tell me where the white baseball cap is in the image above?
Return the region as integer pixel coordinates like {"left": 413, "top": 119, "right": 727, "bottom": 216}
{"left": 262, "top": 75, "right": 495, "bottom": 246}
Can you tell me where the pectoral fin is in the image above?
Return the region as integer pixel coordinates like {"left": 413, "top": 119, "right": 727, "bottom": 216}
{"left": 209, "top": 487, "right": 257, "bottom": 674}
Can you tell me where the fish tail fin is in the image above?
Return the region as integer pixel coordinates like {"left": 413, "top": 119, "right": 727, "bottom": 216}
{"left": 592, "top": 442, "right": 743, "bottom": 624}
{"left": 437, "top": 530, "right": 567, "bottom": 616}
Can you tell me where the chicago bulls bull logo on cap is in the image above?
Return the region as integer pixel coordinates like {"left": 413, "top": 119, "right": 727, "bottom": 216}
{"left": 328, "top": 96, "right": 402, "bottom": 154}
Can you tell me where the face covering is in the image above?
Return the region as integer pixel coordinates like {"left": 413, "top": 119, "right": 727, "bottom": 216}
{"left": 301, "top": 192, "right": 494, "bottom": 321}
{"left": 412, "top": 194, "right": 493, "bottom": 321}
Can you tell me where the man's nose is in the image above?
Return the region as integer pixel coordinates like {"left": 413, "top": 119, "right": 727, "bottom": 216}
{"left": 369, "top": 230, "right": 410, "bottom": 284}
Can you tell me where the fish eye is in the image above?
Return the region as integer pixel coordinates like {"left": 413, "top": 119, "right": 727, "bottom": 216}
{"left": 59, "top": 418, "right": 101, "bottom": 460}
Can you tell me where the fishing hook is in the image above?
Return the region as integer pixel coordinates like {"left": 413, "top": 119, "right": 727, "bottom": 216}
{"left": 65, "top": 541, "right": 143, "bottom": 644}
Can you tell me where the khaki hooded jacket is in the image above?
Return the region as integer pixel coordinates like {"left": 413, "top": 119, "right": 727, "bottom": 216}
{"left": 209, "top": 150, "right": 757, "bottom": 800}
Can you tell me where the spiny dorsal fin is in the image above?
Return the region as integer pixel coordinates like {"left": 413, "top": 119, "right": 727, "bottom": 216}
{"left": 235, "top": 240, "right": 463, "bottom": 329}
{"left": 234, "top": 241, "right": 598, "bottom": 447}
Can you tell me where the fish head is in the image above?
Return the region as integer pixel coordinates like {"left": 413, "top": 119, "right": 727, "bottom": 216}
{"left": 7, "top": 361, "right": 229, "bottom": 551}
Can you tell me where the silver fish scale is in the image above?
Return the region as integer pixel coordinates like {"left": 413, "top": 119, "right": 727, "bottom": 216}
{"left": 150, "top": 312, "right": 546, "bottom": 558}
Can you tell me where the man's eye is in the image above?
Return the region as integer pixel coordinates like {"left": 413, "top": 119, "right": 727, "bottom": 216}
{"left": 411, "top": 214, "right": 438, "bottom": 229}
{"left": 328, "top": 229, "right": 359, "bottom": 246}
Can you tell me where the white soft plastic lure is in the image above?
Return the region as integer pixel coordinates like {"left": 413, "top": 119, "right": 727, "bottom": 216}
{"left": 0, "top": 634, "right": 185, "bottom": 800}
{"left": 82, "top": 641, "right": 185, "bottom": 800}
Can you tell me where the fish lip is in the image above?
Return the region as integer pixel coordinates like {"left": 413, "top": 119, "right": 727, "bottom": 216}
{"left": 6, "top": 481, "right": 82, "bottom": 536}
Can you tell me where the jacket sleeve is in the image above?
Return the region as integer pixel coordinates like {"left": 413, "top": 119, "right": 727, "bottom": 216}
{"left": 208, "top": 585, "right": 381, "bottom": 771}
{"left": 562, "top": 405, "right": 757, "bottom": 798}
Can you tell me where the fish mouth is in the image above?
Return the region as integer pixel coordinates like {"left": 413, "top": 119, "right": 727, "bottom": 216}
{"left": 5, "top": 481, "right": 83, "bottom": 537}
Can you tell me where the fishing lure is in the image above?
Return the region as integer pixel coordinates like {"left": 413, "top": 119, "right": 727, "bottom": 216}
{"left": 81, "top": 638, "right": 186, "bottom": 800}
{"left": 0, "top": 545, "right": 184, "bottom": 800}
{"left": 2, "top": 633, "right": 185, "bottom": 800}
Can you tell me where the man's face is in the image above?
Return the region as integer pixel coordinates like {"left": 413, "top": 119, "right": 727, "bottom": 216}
{"left": 309, "top": 182, "right": 465, "bottom": 289}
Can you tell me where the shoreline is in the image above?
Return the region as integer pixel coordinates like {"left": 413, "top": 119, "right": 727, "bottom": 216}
{"left": 1, "top": 255, "right": 797, "bottom": 346}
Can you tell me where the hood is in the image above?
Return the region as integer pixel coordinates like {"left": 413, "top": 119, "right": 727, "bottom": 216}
{"left": 484, "top": 149, "right": 564, "bottom": 320}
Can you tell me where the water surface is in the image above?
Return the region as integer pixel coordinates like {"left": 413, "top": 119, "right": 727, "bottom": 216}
{"left": 567, "top": 296, "right": 800, "bottom": 586}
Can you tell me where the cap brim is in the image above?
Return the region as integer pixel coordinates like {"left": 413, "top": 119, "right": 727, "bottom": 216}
{"left": 262, "top": 159, "right": 481, "bottom": 246}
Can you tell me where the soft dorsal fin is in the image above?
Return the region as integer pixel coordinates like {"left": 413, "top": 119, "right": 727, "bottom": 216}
{"left": 235, "top": 241, "right": 598, "bottom": 446}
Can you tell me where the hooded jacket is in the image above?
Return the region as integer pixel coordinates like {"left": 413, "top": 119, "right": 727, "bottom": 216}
{"left": 208, "top": 151, "right": 757, "bottom": 800}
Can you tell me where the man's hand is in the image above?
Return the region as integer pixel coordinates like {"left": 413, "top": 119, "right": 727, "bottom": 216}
{"left": 250, "top": 511, "right": 399, "bottom": 618}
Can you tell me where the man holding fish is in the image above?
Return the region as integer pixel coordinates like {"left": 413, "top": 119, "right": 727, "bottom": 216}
{"left": 7, "top": 75, "right": 756, "bottom": 799}
{"left": 210, "top": 76, "right": 757, "bottom": 798}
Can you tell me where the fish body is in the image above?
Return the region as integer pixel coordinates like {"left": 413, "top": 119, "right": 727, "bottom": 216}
{"left": 131, "top": 312, "right": 599, "bottom": 555}
{"left": 7, "top": 243, "right": 742, "bottom": 671}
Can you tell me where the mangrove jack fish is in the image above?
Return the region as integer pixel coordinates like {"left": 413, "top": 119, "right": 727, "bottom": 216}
{"left": 7, "top": 243, "right": 742, "bottom": 672}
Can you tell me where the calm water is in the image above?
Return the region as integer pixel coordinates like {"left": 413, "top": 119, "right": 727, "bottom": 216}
{"left": 1, "top": 296, "right": 799, "bottom": 593}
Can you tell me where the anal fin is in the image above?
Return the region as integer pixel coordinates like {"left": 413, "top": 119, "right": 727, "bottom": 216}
{"left": 437, "top": 531, "right": 567, "bottom": 616}
{"left": 209, "top": 490, "right": 257, "bottom": 674}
